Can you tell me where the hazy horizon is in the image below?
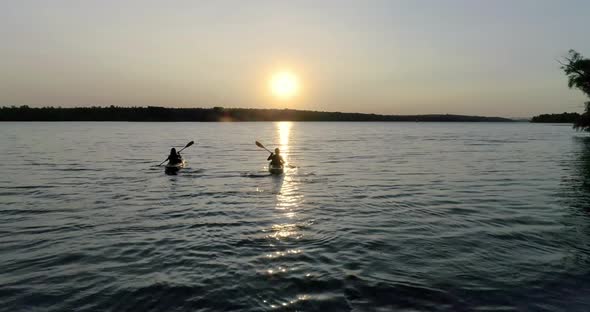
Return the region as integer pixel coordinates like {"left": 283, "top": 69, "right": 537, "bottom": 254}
{"left": 1, "top": 0, "right": 589, "bottom": 117}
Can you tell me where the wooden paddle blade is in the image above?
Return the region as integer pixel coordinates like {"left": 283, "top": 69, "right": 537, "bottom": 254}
{"left": 185, "top": 141, "right": 194, "bottom": 148}
{"left": 255, "top": 141, "right": 265, "bottom": 149}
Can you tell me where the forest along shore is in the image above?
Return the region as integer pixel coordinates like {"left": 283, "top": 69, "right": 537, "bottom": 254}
{"left": 0, "top": 106, "right": 514, "bottom": 122}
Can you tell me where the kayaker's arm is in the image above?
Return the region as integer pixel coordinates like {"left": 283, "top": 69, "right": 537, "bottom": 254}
{"left": 267, "top": 153, "right": 274, "bottom": 161}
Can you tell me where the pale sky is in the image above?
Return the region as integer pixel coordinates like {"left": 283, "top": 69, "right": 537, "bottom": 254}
{"left": 1, "top": 0, "right": 589, "bottom": 117}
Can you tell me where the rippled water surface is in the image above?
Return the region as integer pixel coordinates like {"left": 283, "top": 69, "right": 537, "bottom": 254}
{"left": 2, "top": 122, "right": 590, "bottom": 311}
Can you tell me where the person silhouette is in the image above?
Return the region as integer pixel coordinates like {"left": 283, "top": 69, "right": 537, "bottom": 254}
{"left": 267, "top": 148, "right": 285, "bottom": 167}
{"left": 166, "top": 148, "right": 183, "bottom": 165}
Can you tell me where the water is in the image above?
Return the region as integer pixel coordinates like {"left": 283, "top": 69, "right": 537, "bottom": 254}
{"left": 1, "top": 122, "right": 590, "bottom": 311}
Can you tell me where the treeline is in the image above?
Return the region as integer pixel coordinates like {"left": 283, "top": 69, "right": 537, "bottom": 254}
{"left": 559, "top": 50, "right": 590, "bottom": 131}
{"left": 0, "top": 106, "right": 513, "bottom": 122}
{"left": 531, "top": 112, "right": 581, "bottom": 123}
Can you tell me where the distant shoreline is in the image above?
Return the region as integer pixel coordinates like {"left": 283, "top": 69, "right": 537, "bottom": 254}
{"left": 0, "top": 106, "right": 514, "bottom": 122}
{"left": 530, "top": 112, "right": 580, "bottom": 123}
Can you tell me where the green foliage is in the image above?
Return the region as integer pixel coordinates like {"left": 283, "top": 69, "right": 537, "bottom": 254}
{"left": 531, "top": 112, "right": 580, "bottom": 123}
{"left": 562, "top": 50, "right": 590, "bottom": 97}
{"left": 560, "top": 50, "right": 590, "bottom": 131}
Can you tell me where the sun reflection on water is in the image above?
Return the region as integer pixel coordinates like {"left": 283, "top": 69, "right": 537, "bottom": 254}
{"left": 266, "top": 249, "right": 302, "bottom": 259}
{"left": 264, "top": 294, "right": 311, "bottom": 309}
{"left": 278, "top": 121, "right": 291, "bottom": 159}
{"left": 268, "top": 223, "right": 303, "bottom": 240}
{"left": 271, "top": 122, "right": 302, "bottom": 239}
{"left": 261, "top": 121, "right": 312, "bottom": 307}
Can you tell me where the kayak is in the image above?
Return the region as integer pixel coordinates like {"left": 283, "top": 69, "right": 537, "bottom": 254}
{"left": 165, "top": 160, "right": 186, "bottom": 174}
{"left": 268, "top": 164, "right": 284, "bottom": 175}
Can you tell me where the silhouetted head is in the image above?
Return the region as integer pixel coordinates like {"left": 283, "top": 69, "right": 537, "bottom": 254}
{"left": 170, "top": 148, "right": 177, "bottom": 154}
{"left": 275, "top": 148, "right": 280, "bottom": 154}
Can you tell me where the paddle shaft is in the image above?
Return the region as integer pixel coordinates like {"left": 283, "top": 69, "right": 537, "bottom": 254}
{"left": 177, "top": 144, "right": 191, "bottom": 154}
{"left": 159, "top": 141, "right": 194, "bottom": 166}
{"left": 256, "top": 141, "right": 273, "bottom": 155}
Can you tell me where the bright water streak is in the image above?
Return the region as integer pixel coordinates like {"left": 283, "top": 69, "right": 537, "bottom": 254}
{"left": 1, "top": 122, "right": 590, "bottom": 311}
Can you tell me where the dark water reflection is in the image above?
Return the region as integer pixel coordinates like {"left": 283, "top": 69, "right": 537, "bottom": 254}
{"left": 562, "top": 137, "right": 590, "bottom": 209}
{"left": 558, "top": 136, "right": 590, "bottom": 277}
{"left": 2, "top": 122, "right": 590, "bottom": 311}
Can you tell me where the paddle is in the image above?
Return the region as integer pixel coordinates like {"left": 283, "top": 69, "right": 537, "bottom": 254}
{"left": 256, "top": 141, "right": 296, "bottom": 168}
{"left": 177, "top": 140, "right": 194, "bottom": 153}
{"left": 158, "top": 141, "right": 194, "bottom": 166}
{"left": 255, "top": 141, "right": 273, "bottom": 154}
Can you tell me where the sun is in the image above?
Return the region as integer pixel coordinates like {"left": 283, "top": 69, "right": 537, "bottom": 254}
{"left": 270, "top": 71, "right": 299, "bottom": 99}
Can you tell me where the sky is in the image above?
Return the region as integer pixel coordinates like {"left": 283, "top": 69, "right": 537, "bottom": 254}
{"left": 1, "top": 0, "right": 589, "bottom": 117}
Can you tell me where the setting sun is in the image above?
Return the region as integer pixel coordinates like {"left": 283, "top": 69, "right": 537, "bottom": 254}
{"left": 270, "top": 71, "right": 299, "bottom": 99}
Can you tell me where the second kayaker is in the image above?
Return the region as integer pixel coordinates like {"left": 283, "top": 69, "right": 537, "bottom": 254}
{"left": 166, "top": 148, "right": 183, "bottom": 164}
{"left": 267, "top": 148, "right": 285, "bottom": 167}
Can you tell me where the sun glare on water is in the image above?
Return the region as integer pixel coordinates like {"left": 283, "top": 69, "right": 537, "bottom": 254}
{"left": 270, "top": 71, "right": 299, "bottom": 99}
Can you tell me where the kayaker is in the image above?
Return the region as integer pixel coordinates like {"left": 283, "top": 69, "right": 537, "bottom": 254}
{"left": 166, "top": 148, "right": 183, "bottom": 164}
{"left": 267, "top": 148, "right": 285, "bottom": 167}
